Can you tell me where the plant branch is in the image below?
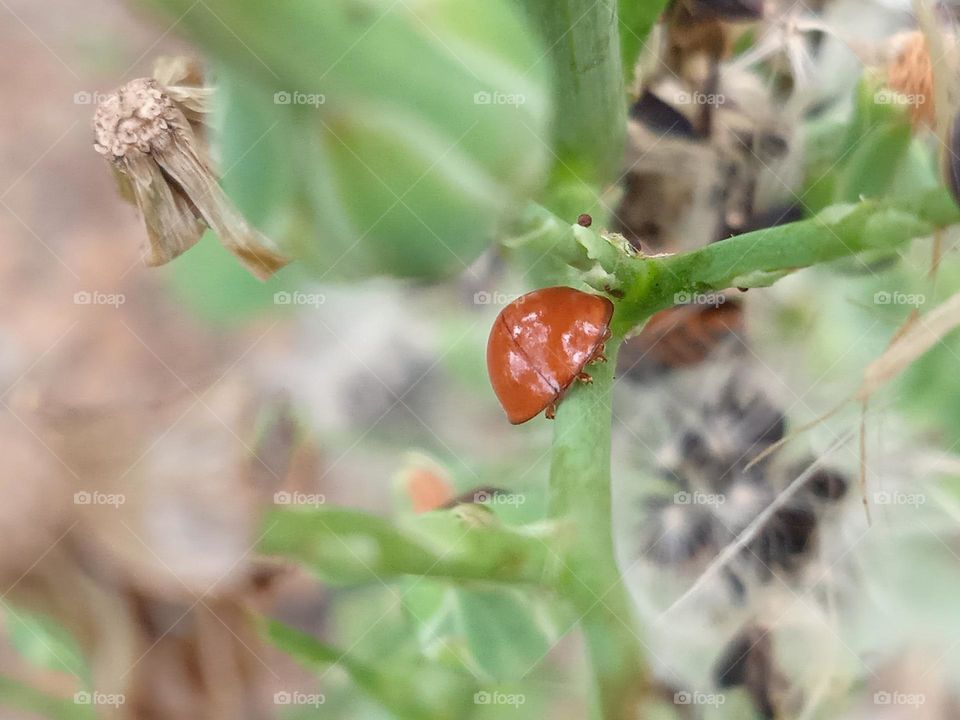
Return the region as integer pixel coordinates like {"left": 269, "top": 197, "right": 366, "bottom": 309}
{"left": 518, "top": 0, "right": 626, "bottom": 220}
{"left": 548, "top": 341, "right": 647, "bottom": 720}
{"left": 507, "top": 191, "right": 957, "bottom": 334}
{"left": 258, "top": 507, "right": 555, "bottom": 587}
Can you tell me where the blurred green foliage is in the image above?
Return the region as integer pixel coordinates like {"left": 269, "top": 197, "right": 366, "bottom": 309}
{"left": 21, "top": 2, "right": 960, "bottom": 720}
{"left": 143, "top": 0, "right": 552, "bottom": 282}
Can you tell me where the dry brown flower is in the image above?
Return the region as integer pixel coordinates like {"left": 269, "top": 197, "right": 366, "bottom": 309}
{"left": 93, "top": 60, "right": 289, "bottom": 280}
{"left": 886, "top": 30, "right": 936, "bottom": 128}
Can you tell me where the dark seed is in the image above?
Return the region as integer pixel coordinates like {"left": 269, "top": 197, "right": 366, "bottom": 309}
{"left": 712, "top": 625, "right": 779, "bottom": 720}
{"left": 577, "top": 213, "right": 593, "bottom": 227}
{"left": 714, "top": 630, "right": 755, "bottom": 687}
{"left": 629, "top": 90, "right": 699, "bottom": 139}
{"left": 688, "top": 0, "right": 765, "bottom": 22}
{"left": 806, "top": 468, "right": 849, "bottom": 501}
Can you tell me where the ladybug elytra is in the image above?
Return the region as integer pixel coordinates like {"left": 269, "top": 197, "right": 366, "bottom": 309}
{"left": 486, "top": 286, "right": 614, "bottom": 424}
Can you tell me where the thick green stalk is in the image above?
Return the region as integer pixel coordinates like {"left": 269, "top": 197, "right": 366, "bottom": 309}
{"left": 519, "top": 0, "right": 626, "bottom": 220}
{"left": 548, "top": 340, "right": 646, "bottom": 720}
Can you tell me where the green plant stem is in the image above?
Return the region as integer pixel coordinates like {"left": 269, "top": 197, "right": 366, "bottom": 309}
{"left": 524, "top": 188, "right": 959, "bottom": 720}
{"left": 509, "top": 192, "right": 956, "bottom": 334}
{"left": 548, "top": 340, "right": 646, "bottom": 720}
{"left": 519, "top": 0, "right": 625, "bottom": 221}
{"left": 259, "top": 507, "right": 553, "bottom": 586}
{"left": 0, "top": 677, "right": 90, "bottom": 720}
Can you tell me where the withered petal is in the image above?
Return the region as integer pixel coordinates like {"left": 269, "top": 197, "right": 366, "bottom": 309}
{"left": 94, "top": 75, "right": 290, "bottom": 280}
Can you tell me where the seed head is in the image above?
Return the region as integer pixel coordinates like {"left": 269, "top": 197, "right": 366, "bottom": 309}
{"left": 91, "top": 61, "right": 290, "bottom": 280}
{"left": 93, "top": 79, "right": 182, "bottom": 160}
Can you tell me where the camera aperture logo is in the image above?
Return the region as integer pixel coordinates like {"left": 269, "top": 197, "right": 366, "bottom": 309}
{"left": 74, "top": 491, "right": 125, "bottom": 508}
{"left": 473, "top": 91, "right": 526, "bottom": 107}
{"left": 874, "top": 88, "right": 926, "bottom": 108}
{"left": 273, "top": 91, "right": 326, "bottom": 108}
{"left": 473, "top": 290, "right": 524, "bottom": 306}
{"left": 874, "top": 690, "right": 925, "bottom": 707}
{"left": 873, "top": 290, "right": 924, "bottom": 307}
{"left": 274, "top": 291, "right": 326, "bottom": 308}
{"left": 472, "top": 489, "right": 526, "bottom": 508}
{"left": 675, "top": 91, "right": 725, "bottom": 107}
{"left": 474, "top": 691, "right": 525, "bottom": 707}
{"left": 674, "top": 691, "right": 725, "bottom": 707}
{"left": 873, "top": 490, "right": 925, "bottom": 508}
{"left": 674, "top": 490, "right": 725, "bottom": 507}
{"left": 273, "top": 691, "right": 326, "bottom": 707}
{"left": 73, "top": 91, "right": 113, "bottom": 105}
{"left": 74, "top": 691, "right": 125, "bottom": 707}
{"left": 674, "top": 291, "right": 725, "bottom": 307}
{"left": 274, "top": 490, "right": 326, "bottom": 508}
{"left": 74, "top": 290, "right": 125, "bottom": 308}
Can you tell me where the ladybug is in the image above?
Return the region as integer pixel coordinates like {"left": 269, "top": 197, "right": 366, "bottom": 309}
{"left": 486, "top": 287, "right": 614, "bottom": 424}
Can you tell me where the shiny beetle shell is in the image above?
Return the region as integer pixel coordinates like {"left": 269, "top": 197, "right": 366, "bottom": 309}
{"left": 486, "top": 287, "right": 614, "bottom": 424}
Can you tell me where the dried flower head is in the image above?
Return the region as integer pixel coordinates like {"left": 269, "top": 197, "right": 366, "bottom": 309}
{"left": 886, "top": 31, "right": 936, "bottom": 128}
{"left": 93, "top": 60, "right": 289, "bottom": 280}
{"left": 913, "top": 0, "right": 960, "bottom": 208}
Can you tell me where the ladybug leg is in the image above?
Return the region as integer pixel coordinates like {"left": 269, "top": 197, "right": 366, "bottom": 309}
{"left": 591, "top": 344, "right": 608, "bottom": 364}
{"left": 545, "top": 402, "right": 557, "bottom": 420}
{"left": 576, "top": 372, "right": 593, "bottom": 384}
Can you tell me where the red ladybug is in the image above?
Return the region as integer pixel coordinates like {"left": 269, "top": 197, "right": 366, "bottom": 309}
{"left": 487, "top": 287, "right": 614, "bottom": 424}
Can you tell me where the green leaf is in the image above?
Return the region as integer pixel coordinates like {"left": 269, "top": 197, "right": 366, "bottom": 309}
{"left": 618, "top": 0, "right": 671, "bottom": 85}
{"left": 258, "top": 507, "right": 553, "bottom": 587}
{"left": 456, "top": 588, "right": 554, "bottom": 681}
{"left": 142, "top": 0, "right": 552, "bottom": 281}
{"left": 265, "top": 620, "right": 347, "bottom": 669}
{"left": 400, "top": 579, "right": 556, "bottom": 682}
{"left": 162, "top": 232, "right": 294, "bottom": 324}
{"left": 265, "top": 619, "right": 477, "bottom": 720}
{"left": 834, "top": 122, "right": 912, "bottom": 204}
{"left": 841, "top": 77, "right": 909, "bottom": 157}
{"left": 5, "top": 609, "right": 86, "bottom": 680}
{"left": 0, "top": 676, "right": 93, "bottom": 720}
